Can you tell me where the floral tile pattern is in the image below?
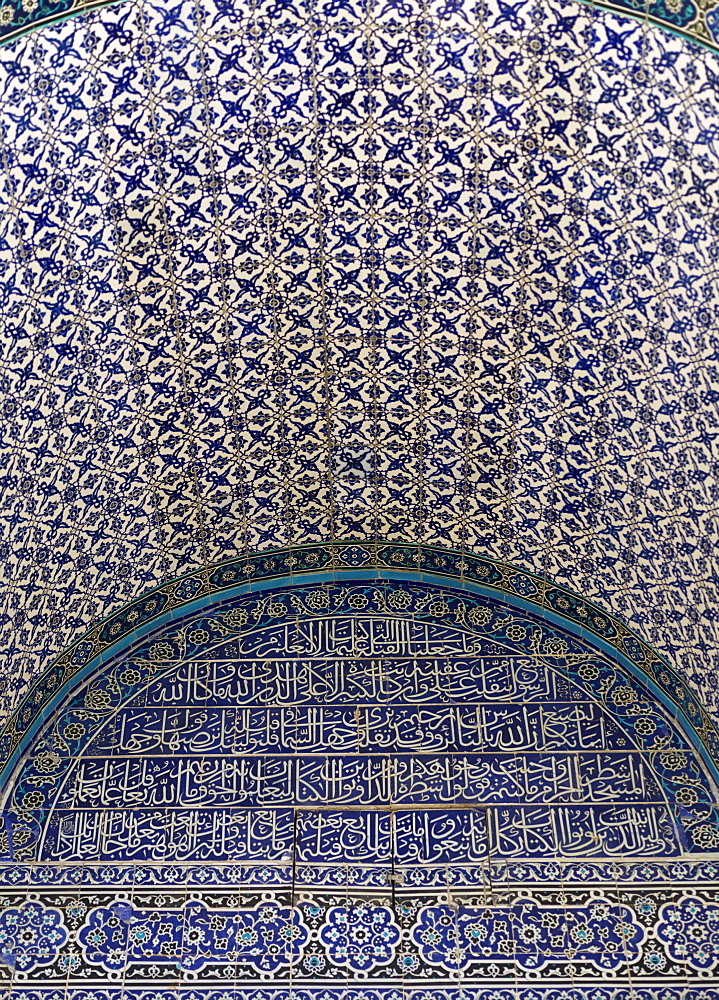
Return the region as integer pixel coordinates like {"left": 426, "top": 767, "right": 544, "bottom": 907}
{"left": 2, "top": 0, "right": 719, "bottom": 52}
{"left": 1, "top": 0, "right": 719, "bottom": 997}
{"left": 1, "top": 0, "right": 719, "bottom": 736}
{"left": 0, "top": 575, "right": 718, "bottom": 996}
{"left": 0, "top": 874, "right": 718, "bottom": 985}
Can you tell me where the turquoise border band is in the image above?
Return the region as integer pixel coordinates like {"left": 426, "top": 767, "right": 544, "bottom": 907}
{"left": 1, "top": 544, "right": 718, "bottom": 802}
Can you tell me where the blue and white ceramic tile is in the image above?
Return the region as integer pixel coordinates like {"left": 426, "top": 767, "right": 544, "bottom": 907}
{"left": 2, "top": 0, "right": 719, "bottom": 52}
{"left": 1, "top": 0, "right": 719, "bottom": 736}
{"left": 6, "top": 578, "right": 719, "bottom": 862}
{"left": 2, "top": 0, "right": 719, "bottom": 997}
{"left": 0, "top": 575, "right": 717, "bottom": 995}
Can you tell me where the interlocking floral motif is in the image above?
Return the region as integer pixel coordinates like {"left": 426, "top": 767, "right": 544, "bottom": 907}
{"left": 319, "top": 905, "right": 400, "bottom": 972}
{"left": 0, "top": 901, "right": 67, "bottom": 971}
{"left": 4, "top": 989, "right": 719, "bottom": 1000}
{"left": 0, "top": 879, "right": 717, "bottom": 994}
{"left": 1, "top": 6, "right": 719, "bottom": 1000}
{"left": 2, "top": 0, "right": 719, "bottom": 51}
{"left": 0, "top": 858, "right": 718, "bottom": 886}
{"left": 3, "top": 891, "right": 717, "bottom": 977}
{"left": 79, "top": 900, "right": 309, "bottom": 973}
{"left": 412, "top": 898, "right": 644, "bottom": 971}
{"left": 74, "top": 896, "right": 645, "bottom": 974}
{"left": 656, "top": 896, "right": 719, "bottom": 971}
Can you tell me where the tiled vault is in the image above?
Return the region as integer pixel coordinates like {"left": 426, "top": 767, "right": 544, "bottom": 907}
{"left": 0, "top": 0, "right": 718, "bottom": 722}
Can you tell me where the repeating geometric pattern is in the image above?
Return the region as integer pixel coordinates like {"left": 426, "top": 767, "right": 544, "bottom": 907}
{"left": 19, "top": 893, "right": 711, "bottom": 976}
{"left": 4, "top": 0, "right": 719, "bottom": 53}
{"left": 0, "top": 895, "right": 677, "bottom": 974}
{"left": 0, "top": 900, "right": 67, "bottom": 972}
{"left": 1, "top": 0, "right": 719, "bottom": 732}
{"left": 656, "top": 896, "right": 719, "bottom": 971}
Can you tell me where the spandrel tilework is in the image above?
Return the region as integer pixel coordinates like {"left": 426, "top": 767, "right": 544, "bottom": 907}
{"left": 2, "top": 0, "right": 719, "bottom": 732}
{"left": 0, "top": 579, "right": 719, "bottom": 996}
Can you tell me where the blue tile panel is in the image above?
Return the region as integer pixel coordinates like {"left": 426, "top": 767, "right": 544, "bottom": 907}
{"left": 5, "top": 580, "right": 719, "bottom": 864}
{"left": 0, "top": 868, "right": 718, "bottom": 983}
{"left": 3, "top": 544, "right": 718, "bottom": 803}
{"left": 0, "top": 578, "right": 718, "bottom": 988}
{"left": 0, "top": 0, "right": 719, "bottom": 741}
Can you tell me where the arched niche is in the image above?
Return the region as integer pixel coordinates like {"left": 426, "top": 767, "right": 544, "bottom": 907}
{"left": 0, "top": 544, "right": 718, "bottom": 993}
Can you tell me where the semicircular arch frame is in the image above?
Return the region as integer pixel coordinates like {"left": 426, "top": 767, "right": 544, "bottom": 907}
{"left": 2, "top": 539, "right": 719, "bottom": 859}
{"left": 1, "top": 542, "right": 719, "bottom": 993}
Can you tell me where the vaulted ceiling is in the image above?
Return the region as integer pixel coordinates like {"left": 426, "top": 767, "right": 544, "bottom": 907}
{"left": 0, "top": 0, "right": 718, "bottom": 723}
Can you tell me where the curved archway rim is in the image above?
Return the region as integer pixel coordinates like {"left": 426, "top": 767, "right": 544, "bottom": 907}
{"left": 2, "top": 538, "right": 718, "bottom": 798}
